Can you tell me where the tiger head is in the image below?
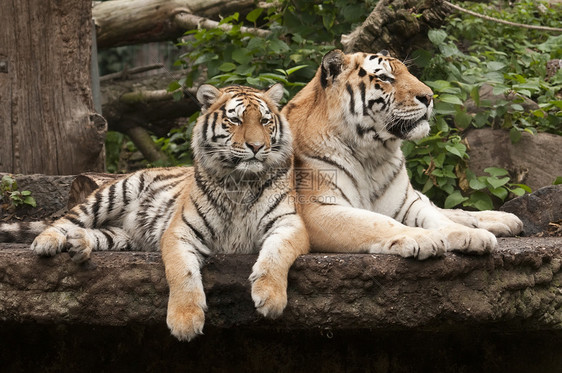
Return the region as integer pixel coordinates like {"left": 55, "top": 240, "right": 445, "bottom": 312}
{"left": 305, "top": 49, "right": 434, "bottom": 142}
{"left": 192, "top": 84, "right": 292, "bottom": 177}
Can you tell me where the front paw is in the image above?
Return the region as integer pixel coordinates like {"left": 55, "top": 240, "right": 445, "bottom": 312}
{"left": 31, "top": 229, "right": 66, "bottom": 257}
{"left": 381, "top": 228, "right": 449, "bottom": 260}
{"left": 250, "top": 270, "right": 287, "bottom": 319}
{"left": 66, "top": 229, "right": 94, "bottom": 263}
{"left": 166, "top": 291, "right": 207, "bottom": 342}
{"left": 474, "top": 211, "right": 523, "bottom": 236}
{"left": 441, "top": 224, "right": 497, "bottom": 254}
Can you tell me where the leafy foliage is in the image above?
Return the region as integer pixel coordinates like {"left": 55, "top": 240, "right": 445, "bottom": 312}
{"left": 404, "top": 0, "right": 561, "bottom": 209}
{"left": 107, "top": 0, "right": 561, "bottom": 211}
{"left": 1, "top": 175, "right": 36, "bottom": 209}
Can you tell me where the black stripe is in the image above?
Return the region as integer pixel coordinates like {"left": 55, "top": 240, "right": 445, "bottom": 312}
{"left": 359, "top": 81, "right": 367, "bottom": 115}
{"left": 201, "top": 114, "right": 210, "bottom": 143}
{"left": 306, "top": 155, "right": 359, "bottom": 190}
{"left": 100, "top": 229, "right": 114, "bottom": 250}
{"left": 138, "top": 173, "right": 146, "bottom": 195}
{"left": 390, "top": 187, "right": 409, "bottom": 219}
{"left": 147, "top": 192, "right": 179, "bottom": 234}
{"left": 79, "top": 204, "right": 89, "bottom": 217}
{"left": 194, "top": 168, "right": 229, "bottom": 219}
{"left": 248, "top": 167, "right": 291, "bottom": 209}
{"left": 370, "top": 157, "right": 405, "bottom": 201}
{"left": 346, "top": 83, "right": 355, "bottom": 115}
{"left": 122, "top": 178, "right": 129, "bottom": 205}
{"left": 93, "top": 234, "right": 101, "bottom": 250}
{"left": 403, "top": 196, "right": 421, "bottom": 225}
{"left": 257, "top": 191, "right": 289, "bottom": 229}
{"left": 190, "top": 196, "right": 216, "bottom": 239}
{"left": 107, "top": 183, "right": 117, "bottom": 215}
{"left": 358, "top": 67, "right": 367, "bottom": 77}
{"left": 181, "top": 212, "right": 205, "bottom": 244}
{"left": 262, "top": 211, "right": 297, "bottom": 241}
{"left": 91, "top": 190, "right": 103, "bottom": 228}
{"left": 66, "top": 214, "right": 86, "bottom": 228}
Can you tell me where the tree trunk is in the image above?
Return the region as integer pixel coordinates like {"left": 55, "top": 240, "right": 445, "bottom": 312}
{"left": 93, "top": 0, "right": 257, "bottom": 49}
{"left": 341, "top": 0, "right": 451, "bottom": 60}
{"left": 0, "top": 0, "right": 106, "bottom": 175}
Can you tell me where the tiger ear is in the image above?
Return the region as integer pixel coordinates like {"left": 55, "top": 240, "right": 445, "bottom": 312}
{"left": 264, "top": 83, "right": 284, "bottom": 106}
{"left": 378, "top": 50, "right": 390, "bottom": 56}
{"left": 320, "top": 49, "right": 346, "bottom": 88}
{"left": 197, "top": 84, "right": 221, "bottom": 112}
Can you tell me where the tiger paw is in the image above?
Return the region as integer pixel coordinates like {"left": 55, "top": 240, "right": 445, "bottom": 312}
{"left": 472, "top": 211, "right": 523, "bottom": 237}
{"left": 66, "top": 229, "right": 94, "bottom": 263}
{"left": 379, "top": 228, "right": 448, "bottom": 260}
{"left": 250, "top": 271, "right": 287, "bottom": 319}
{"left": 30, "top": 228, "right": 66, "bottom": 257}
{"left": 166, "top": 298, "right": 207, "bottom": 342}
{"left": 440, "top": 224, "right": 497, "bottom": 254}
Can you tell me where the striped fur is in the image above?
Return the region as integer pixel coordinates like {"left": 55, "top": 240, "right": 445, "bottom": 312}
{"left": 283, "top": 49, "right": 522, "bottom": 259}
{"left": 0, "top": 84, "right": 309, "bottom": 341}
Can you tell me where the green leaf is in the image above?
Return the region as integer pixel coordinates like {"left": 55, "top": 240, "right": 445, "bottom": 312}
{"left": 23, "top": 196, "right": 36, "bottom": 207}
{"left": 469, "top": 178, "right": 487, "bottom": 190}
{"left": 554, "top": 177, "right": 562, "bottom": 185}
{"left": 444, "top": 191, "right": 468, "bottom": 209}
{"left": 508, "top": 187, "right": 526, "bottom": 197}
{"left": 487, "top": 176, "right": 510, "bottom": 189}
{"left": 231, "top": 48, "right": 252, "bottom": 65}
{"left": 444, "top": 143, "right": 466, "bottom": 158}
{"left": 454, "top": 110, "right": 472, "bottom": 129}
{"left": 467, "top": 191, "right": 494, "bottom": 211}
{"left": 490, "top": 187, "right": 508, "bottom": 201}
{"left": 428, "top": 29, "right": 447, "bottom": 46}
{"left": 511, "top": 183, "right": 532, "bottom": 193}
{"left": 167, "top": 81, "right": 181, "bottom": 92}
{"left": 269, "top": 39, "right": 290, "bottom": 53}
{"left": 487, "top": 61, "right": 506, "bottom": 71}
{"left": 218, "top": 62, "right": 237, "bottom": 72}
{"left": 439, "top": 95, "right": 464, "bottom": 105}
{"left": 285, "top": 65, "right": 309, "bottom": 75}
{"left": 484, "top": 167, "right": 509, "bottom": 177}
{"left": 246, "top": 8, "right": 264, "bottom": 23}
{"left": 422, "top": 178, "right": 434, "bottom": 193}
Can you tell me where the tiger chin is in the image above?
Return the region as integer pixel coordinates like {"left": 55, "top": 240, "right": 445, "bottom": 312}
{"left": 0, "top": 84, "right": 309, "bottom": 341}
{"left": 282, "top": 49, "right": 523, "bottom": 259}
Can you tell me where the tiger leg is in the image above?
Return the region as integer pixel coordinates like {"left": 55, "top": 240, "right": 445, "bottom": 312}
{"left": 303, "top": 204, "right": 448, "bottom": 260}
{"left": 250, "top": 214, "right": 309, "bottom": 318}
{"left": 397, "top": 189, "right": 497, "bottom": 254}
{"left": 438, "top": 208, "right": 523, "bottom": 237}
{"left": 31, "top": 175, "right": 135, "bottom": 257}
{"left": 32, "top": 226, "right": 131, "bottom": 263}
{"left": 160, "top": 219, "right": 208, "bottom": 342}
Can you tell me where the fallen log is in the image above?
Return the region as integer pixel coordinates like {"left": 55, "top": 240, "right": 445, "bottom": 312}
{"left": 93, "top": 0, "right": 258, "bottom": 49}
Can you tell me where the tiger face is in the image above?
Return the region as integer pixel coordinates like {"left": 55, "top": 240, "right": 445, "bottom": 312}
{"left": 193, "top": 84, "right": 292, "bottom": 177}
{"left": 320, "top": 49, "right": 434, "bottom": 142}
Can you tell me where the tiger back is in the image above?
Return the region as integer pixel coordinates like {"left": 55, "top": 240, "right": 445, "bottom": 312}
{"left": 283, "top": 49, "right": 522, "bottom": 259}
{"left": 0, "top": 84, "right": 309, "bottom": 342}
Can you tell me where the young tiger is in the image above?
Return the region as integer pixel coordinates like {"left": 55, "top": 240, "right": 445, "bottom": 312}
{"left": 282, "top": 49, "right": 523, "bottom": 259}
{"left": 0, "top": 84, "right": 309, "bottom": 341}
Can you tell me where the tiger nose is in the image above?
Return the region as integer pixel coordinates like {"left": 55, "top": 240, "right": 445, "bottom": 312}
{"left": 246, "top": 141, "right": 265, "bottom": 154}
{"left": 417, "top": 94, "right": 433, "bottom": 107}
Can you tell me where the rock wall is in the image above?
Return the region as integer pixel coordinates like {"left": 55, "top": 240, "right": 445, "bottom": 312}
{"left": 1, "top": 238, "right": 562, "bottom": 372}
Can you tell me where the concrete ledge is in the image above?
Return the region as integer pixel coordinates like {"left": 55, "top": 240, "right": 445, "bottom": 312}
{"left": 2, "top": 237, "right": 561, "bottom": 332}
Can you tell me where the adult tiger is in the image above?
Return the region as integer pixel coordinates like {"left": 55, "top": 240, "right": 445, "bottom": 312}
{"left": 1, "top": 84, "right": 309, "bottom": 341}
{"left": 282, "top": 49, "right": 522, "bottom": 259}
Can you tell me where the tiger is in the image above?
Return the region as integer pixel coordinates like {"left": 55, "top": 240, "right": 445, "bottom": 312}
{"left": 0, "top": 84, "right": 309, "bottom": 341}
{"left": 282, "top": 49, "right": 523, "bottom": 259}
